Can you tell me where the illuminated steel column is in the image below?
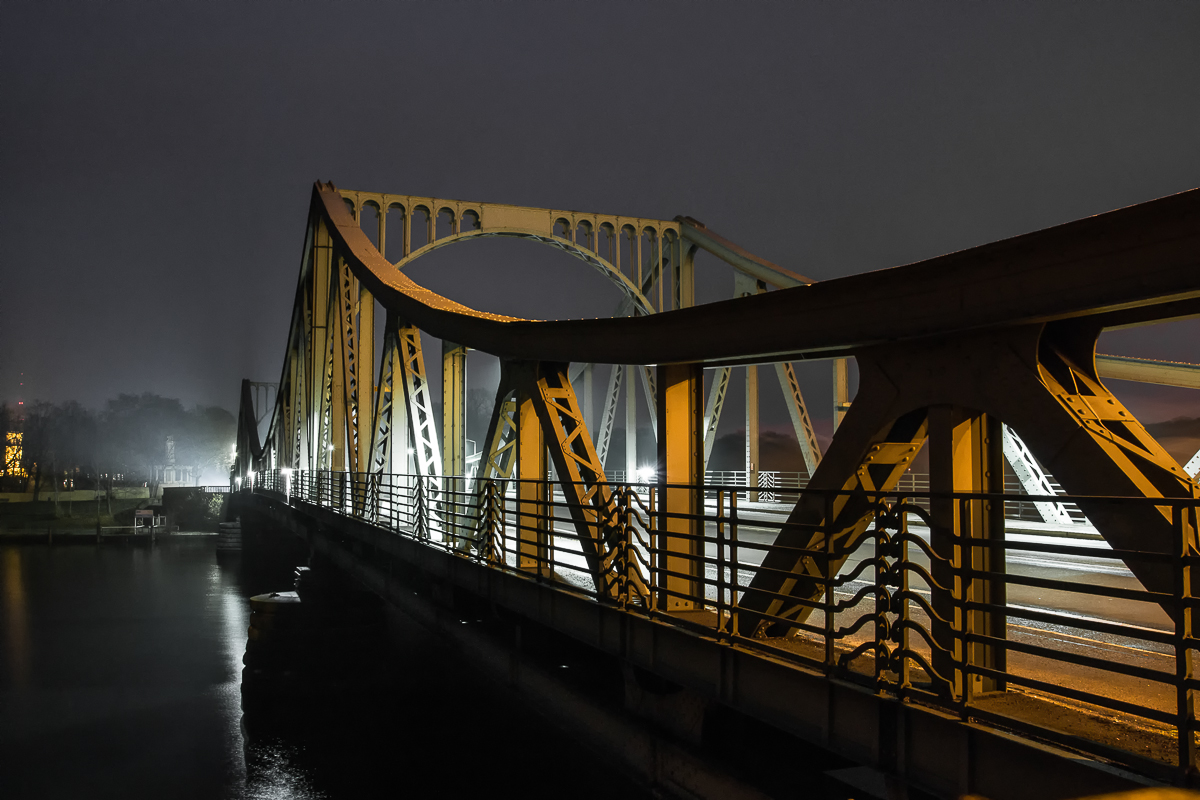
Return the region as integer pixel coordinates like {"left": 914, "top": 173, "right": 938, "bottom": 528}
{"left": 327, "top": 263, "right": 349, "bottom": 476}
{"left": 310, "top": 218, "right": 334, "bottom": 471}
{"left": 656, "top": 362, "right": 703, "bottom": 611}
{"left": 402, "top": 204, "right": 411, "bottom": 257}
{"left": 356, "top": 285, "right": 375, "bottom": 475}
{"left": 516, "top": 375, "right": 548, "bottom": 574}
{"left": 927, "top": 406, "right": 1006, "bottom": 699}
{"left": 442, "top": 341, "right": 467, "bottom": 478}
{"left": 625, "top": 366, "right": 637, "bottom": 481}
{"left": 582, "top": 363, "right": 594, "bottom": 431}
{"left": 674, "top": 241, "right": 696, "bottom": 310}
{"left": 443, "top": 341, "right": 467, "bottom": 541}
{"left": 833, "top": 358, "right": 851, "bottom": 431}
{"left": 376, "top": 204, "right": 387, "bottom": 260}
{"left": 735, "top": 273, "right": 763, "bottom": 499}
{"left": 746, "top": 364, "right": 759, "bottom": 501}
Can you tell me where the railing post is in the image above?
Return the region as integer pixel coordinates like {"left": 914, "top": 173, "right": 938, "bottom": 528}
{"left": 1175, "top": 503, "right": 1197, "bottom": 775}
{"left": 415, "top": 476, "right": 428, "bottom": 540}
{"left": 716, "top": 489, "right": 727, "bottom": 636}
{"left": 729, "top": 490, "right": 740, "bottom": 638}
{"left": 824, "top": 490, "right": 835, "bottom": 672}
{"left": 898, "top": 504, "right": 912, "bottom": 692}
{"left": 875, "top": 504, "right": 891, "bottom": 690}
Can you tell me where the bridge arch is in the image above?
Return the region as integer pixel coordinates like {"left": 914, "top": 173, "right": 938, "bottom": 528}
{"left": 385, "top": 226, "right": 657, "bottom": 316}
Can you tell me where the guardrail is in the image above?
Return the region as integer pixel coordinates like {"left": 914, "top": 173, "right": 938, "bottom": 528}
{"left": 248, "top": 468, "right": 1199, "bottom": 781}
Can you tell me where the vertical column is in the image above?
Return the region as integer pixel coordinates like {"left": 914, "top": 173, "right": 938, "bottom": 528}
{"left": 402, "top": 207, "right": 411, "bottom": 258}
{"left": 391, "top": 348, "right": 409, "bottom": 475}
{"left": 734, "top": 273, "right": 764, "bottom": 500}
{"left": 675, "top": 242, "right": 696, "bottom": 310}
{"left": 442, "top": 341, "right": 467, "bottom": 538}
{"left": 377, "top": 206, "right": 387, "bottom": 260}
{"left": 635, "top": 229, "right": 643, "bottom": 296}
{"left": 655, "top": 233, "right": 664, "bottom": 313}
{"left": 285, "top": 349, "right": 298, "bottom": 469}
{"left": 356, "top": 286, "right": 375, "bottom": 478}
{"left": 582, "top": 363, "right": 594, "bottom": 432}
{"left": 311, "top": 221, "right": 333, "bottom": 472}
{"left": 516, "top": 378, "right": 548, "bottom": 574}
{"left": 328, "top": 263, "right": 347, "bottom": 479}
{"left": 625, "top": 369, "right": 637, "bottom": 482}
{"left": 656, "top": 363, "right": 703, "bottom": 611}
{"left": 833, "top": 358, "right": 851, "bottom": 431}
{"left": 746, "top": 365, "right": 759, "bottom": 502}
{"left": 612, "top": 225, "right": 621, "bottom": 276}
{"left": 927, "top": 406, "right": 1006, "bottom": 699}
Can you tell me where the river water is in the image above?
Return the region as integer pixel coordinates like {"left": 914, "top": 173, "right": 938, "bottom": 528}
{"left": 0, "top": 538, "right": 647, "bottom": 799}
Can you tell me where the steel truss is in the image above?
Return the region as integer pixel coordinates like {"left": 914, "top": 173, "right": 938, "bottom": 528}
{"left": 238, "top": 178, "right": 1200, "bottom": 657}
{"left": 233, "top": 181, "right": 1200, "bottom": 792}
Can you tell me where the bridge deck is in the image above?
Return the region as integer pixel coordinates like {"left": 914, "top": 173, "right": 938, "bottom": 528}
{"left": 239, "top": 469, "right": 1200, "bottom": 798}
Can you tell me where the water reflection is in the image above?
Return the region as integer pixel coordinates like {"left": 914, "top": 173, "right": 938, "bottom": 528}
{"left": 0, "top": 539, "right": 646, "bottom": 799}
{"left": 3, "top": 548, "right": 31, "bottom": 688}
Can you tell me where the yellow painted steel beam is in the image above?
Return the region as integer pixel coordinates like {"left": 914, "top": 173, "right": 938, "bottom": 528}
{"left": 656, "top": 363, "right": 704, "bottom": 611}
{"left": 316, "top": 182, "right": 1200, "bottom": 366}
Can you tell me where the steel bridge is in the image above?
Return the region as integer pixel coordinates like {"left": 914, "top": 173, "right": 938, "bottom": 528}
{"left": 233, "top": 182, "right": 1200, "bottom": 799}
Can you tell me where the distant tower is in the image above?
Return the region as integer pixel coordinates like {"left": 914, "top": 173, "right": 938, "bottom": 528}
{"left": 3, "top": 372, "right": 28, "bottom": 479}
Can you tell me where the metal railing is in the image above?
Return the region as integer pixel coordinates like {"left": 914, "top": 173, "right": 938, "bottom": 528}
{"left": 249, "top": 468, "right": 1199, "bottom": 779}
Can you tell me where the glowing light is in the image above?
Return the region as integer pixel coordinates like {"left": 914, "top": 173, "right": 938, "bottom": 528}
{"left": 4, "top": 432, "right": 26, "bottom": 478}
{"left": 635, "top": 466, "right": 656, "bottom": 483}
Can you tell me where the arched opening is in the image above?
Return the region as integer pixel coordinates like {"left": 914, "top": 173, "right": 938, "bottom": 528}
{"left": 401, "top": 235, "right": 632, "bottom": 322}
{"left": 385, "top": 203, "right": 406, "bottom": 262}
{"left": 554, "top": 218, "right": 571, "bottom": 239}
{"left": 436, "top": 208, "right": 455, "bottom": 240}
{"left": 343, "top": 198, "right": 356, "bottom": 219}
{"left": 359, "top": 201, "right": 382, "bottom": 251}
{"left": 411, "top": 206, "right": 431, "bottom": 251}
{"left": 575, "top": 220, "right": 593, "bottom": 251}
{"left": 620, "top": 225, "right": 637, "bottom": 284}
{"left": 460, "top": 209, "right": 480, "bottom": 232}
{"left": 598, "top": 223, "right": 616, "bottom": 268}
{"left": 641, "top": 227, "right": 660, "bottom": 310}
{"left": 1097, "top": 317, "right": 1200, "bottom": 468}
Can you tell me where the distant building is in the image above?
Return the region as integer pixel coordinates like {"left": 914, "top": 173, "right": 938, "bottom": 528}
{"left": 152, "top": 436, "right": 198, "bottom": 498}
{"left": 4, "top": 431, "right": 25, "bottom": 478}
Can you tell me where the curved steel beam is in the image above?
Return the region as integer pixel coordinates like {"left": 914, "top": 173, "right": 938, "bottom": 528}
{"left": 391, "top": 228, "right": 656, "bottom": 317}
{"left": 316, "top": 182, "right": 1200, "bottom": 368}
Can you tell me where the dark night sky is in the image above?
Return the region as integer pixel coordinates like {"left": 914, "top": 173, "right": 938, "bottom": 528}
{"left": 2, "top": 1, "right": 1199, "bottom": 437}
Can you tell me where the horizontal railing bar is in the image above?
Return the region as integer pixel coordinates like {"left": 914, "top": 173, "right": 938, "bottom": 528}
{"left": 252, "top": 466, "right": 1200, "bottom": 776}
